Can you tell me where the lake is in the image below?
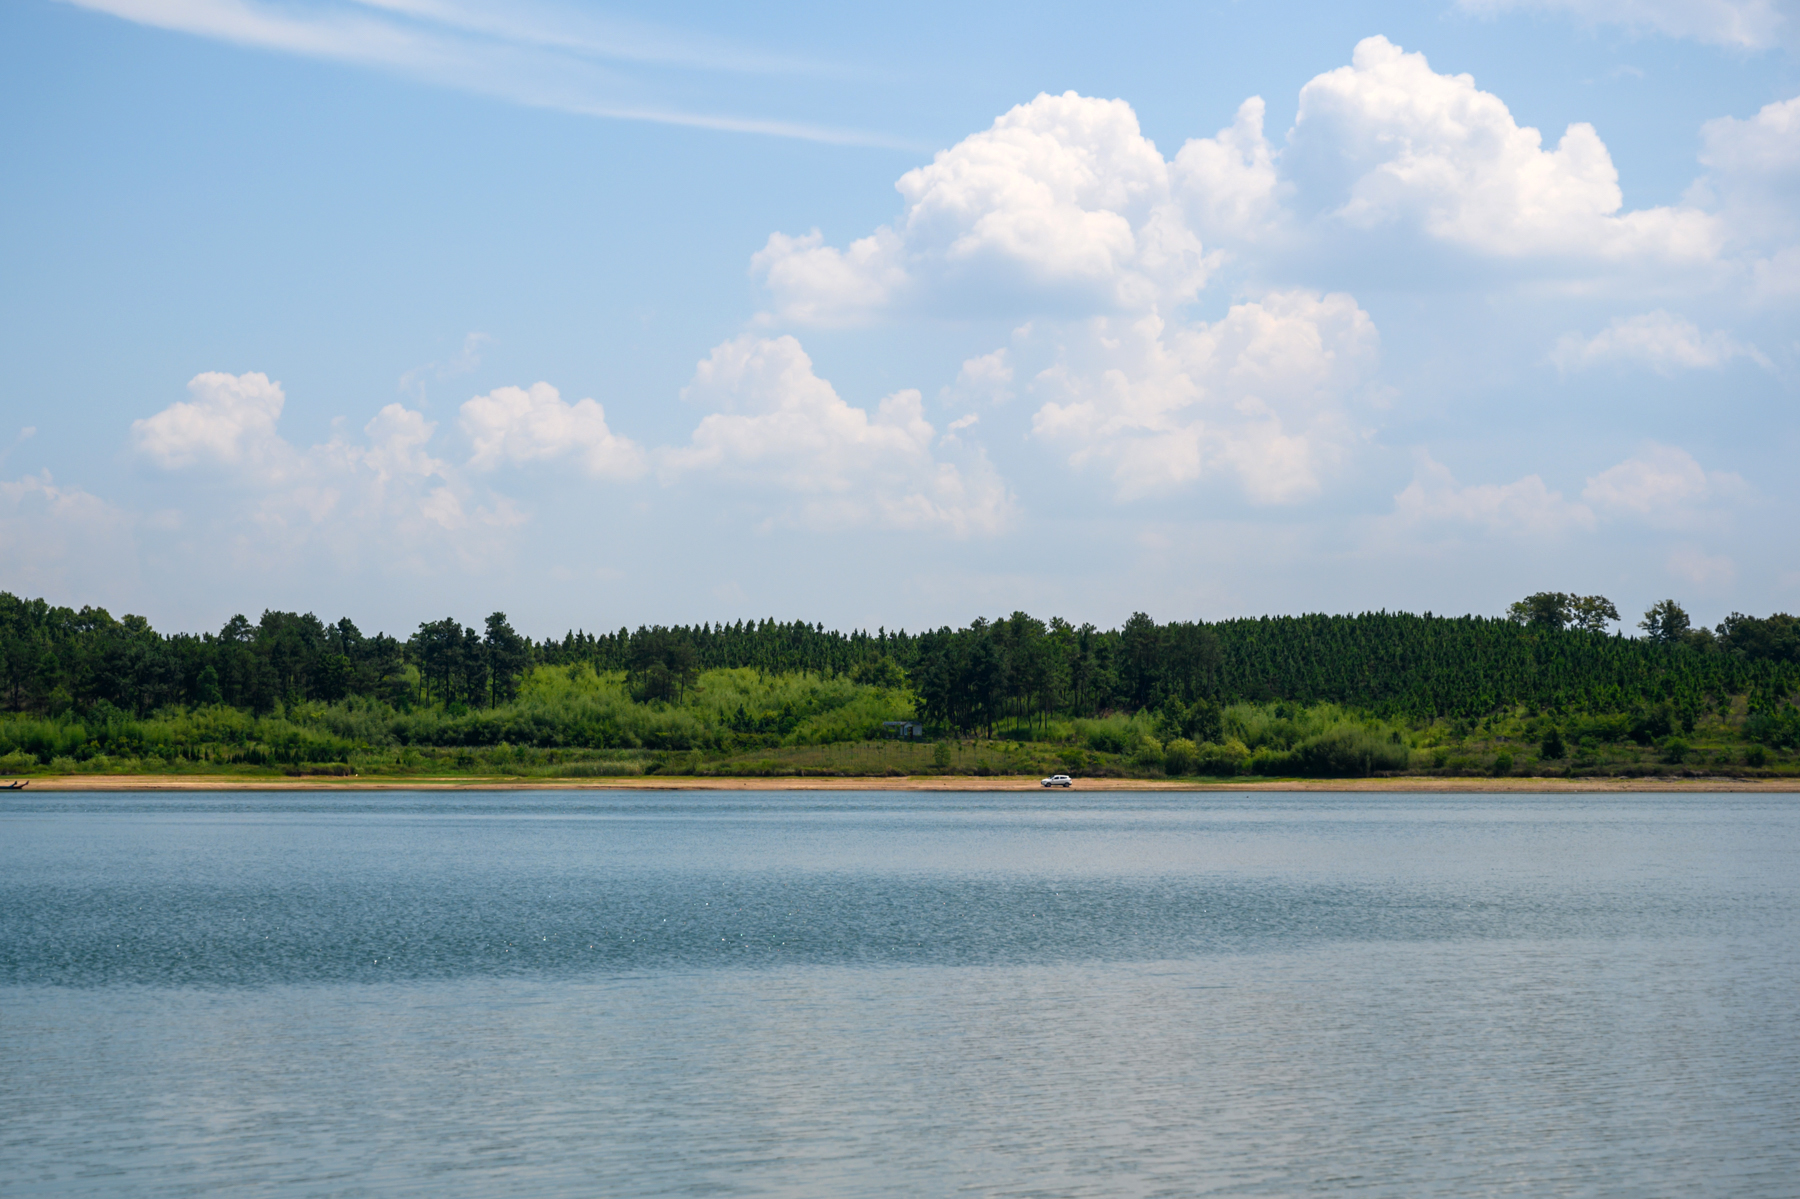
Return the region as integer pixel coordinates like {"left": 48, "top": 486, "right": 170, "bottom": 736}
{"left": 2, "top": 790, "right": 1796, "bottom": 1196}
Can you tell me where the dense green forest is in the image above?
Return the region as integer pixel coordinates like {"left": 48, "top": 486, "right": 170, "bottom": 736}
{"left": 1, "top": 590, "right": 1796, "bottom": 779}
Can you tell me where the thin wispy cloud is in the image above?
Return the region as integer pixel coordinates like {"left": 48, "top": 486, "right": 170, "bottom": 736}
{"left": 63, "top": 0, "right": 909, "bottom": 145}
{"left": 349, "top": 0, "right": 852, "bottom": 76}
{"left": 1456, "top": 0, "right": 1792, "bottom": 50}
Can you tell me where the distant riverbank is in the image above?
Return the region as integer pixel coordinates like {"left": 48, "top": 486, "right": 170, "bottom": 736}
{"left": 14, "top": 774, "right": 1797, "bottom": 792}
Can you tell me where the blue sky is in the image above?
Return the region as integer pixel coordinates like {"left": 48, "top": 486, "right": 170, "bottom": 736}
{"left": 2, "top": 0, "right": 1797, "bottom": 638}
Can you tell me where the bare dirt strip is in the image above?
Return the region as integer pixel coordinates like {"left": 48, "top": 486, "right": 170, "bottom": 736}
{"left": 12, "top": 774, "right": 1797, "bottom": 793}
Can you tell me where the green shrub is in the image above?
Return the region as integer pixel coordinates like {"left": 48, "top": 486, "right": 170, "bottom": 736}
{"left": 1078, "top": 714, "right": 1146, "bottom": 754}
{"left": 1163, "top": 738, "right": 1197, "bottom": 776}
{"left": 1284, "top": 727, "right": 1410, "bottom": 776}
{"left": 549, "top": 758, "right": 612, "bottom": 777}
{"left": 1629, "top": 704, "right": 1674, "bottom": 746}
{"left": 1128, "top": 736, "right": 1164, "bottom": 769}
{"left": 1575, "top": 713, "right": 1630, "bottom": 744}
{"left": 1249, "top": 751, "right": 1288, "bottom": 776}
{"left": 1661, "top": 738, "right": 1690, "bottom": 764}
{"left": 1745, "top": 707, "right": 1800, "bottom": 749}
{"left": 1492, "top": 752, "right": 1514, "bottom": 775}
{"left": 1195, "top": 739, "right": 1249, "bottom": 775}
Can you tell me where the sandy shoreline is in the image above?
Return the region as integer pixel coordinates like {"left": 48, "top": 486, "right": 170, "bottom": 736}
{"left": 9, "top": 773, "right": 1796, "bottom": 793}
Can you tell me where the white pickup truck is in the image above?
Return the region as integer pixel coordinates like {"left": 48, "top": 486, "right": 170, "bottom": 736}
{"left": 1040, "top": 774, "right": 1074, "bottom": 788}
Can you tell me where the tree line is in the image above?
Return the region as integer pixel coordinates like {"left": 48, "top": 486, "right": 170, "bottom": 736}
{"left": 903, "top": 603, "right": 1799, "bottom": 736}
{"left": 2, "top": 591, "right": 1795, "bottom": 734}
{"left": 0, "top": 596, "right": 527, "bottom": 718}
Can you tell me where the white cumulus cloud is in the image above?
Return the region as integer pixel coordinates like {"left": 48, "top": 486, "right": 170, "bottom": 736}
{"left": 1389, "top": 443, "right": 1748, "bottom": 538}
{"left": 460, "top": 382, "right": 646, "bottom": 479}
{"left": 129, "top": 371, "right": 524, "bottom": 567}
{"left": 1392, "top": 454, "right": 1597, "bottom": 536}
{"left": 1691, "top": 93, "right": 1800, "bottom": 257}
{"left": 1552, "top": 310, "right": 1770, "bottom": 372}
{"left": 1284, "top": 36, "right": 1719, "bottom": 265}
{"left": 1750, "top": 242, "right": 1800, "bottom": 297}
{"left": 130, "top": 370, "right": 290, "bottom": 471}
{"left": 1700, "top": 94, "right": 1800, "bottom": 183}
{"left": 941, "top": 348, "right": 1015, "bottom": 406}
{"left": 661, "top": 335, "right": 1014, "bottom": 534}
{"left": 1581, "top": 443, "right": 1749, "bottom": 526}
{"left": 0, "top": 471, "right": 143, "bottom": 600}
{"left": 1028, "top": 290, "right": 1381, "bottom": 503}
{"left": 753, "top": 91, "right": 1210, "bottom": 325}
{"left": 751, "top": 37, "right": 1752, "bottom": 344}
{"left": 1171, "top": 97, "right": 1284, "bottom": 245}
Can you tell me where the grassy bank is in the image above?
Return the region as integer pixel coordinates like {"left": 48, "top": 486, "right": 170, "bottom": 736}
{"left": 2, "top": 674, "right": 1794, "bottom": 783}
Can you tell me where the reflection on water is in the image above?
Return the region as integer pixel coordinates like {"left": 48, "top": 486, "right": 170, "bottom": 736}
{"left": 2, "top": 791, "right": 1796, "bottom": 1196}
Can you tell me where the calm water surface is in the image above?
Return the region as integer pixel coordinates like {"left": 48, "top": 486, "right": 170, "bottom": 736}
{"left": 1, "top": 790, "right": 1795, "bottom": 1196}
